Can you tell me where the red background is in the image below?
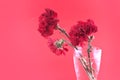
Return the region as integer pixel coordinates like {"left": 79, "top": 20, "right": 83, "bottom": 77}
{"left": 0, "top": 0, "right": 120, "bottom": 80}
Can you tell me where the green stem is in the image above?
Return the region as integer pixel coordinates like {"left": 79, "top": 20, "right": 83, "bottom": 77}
{"left": 57, "top": 25, "right": 70, "bottom": 39}
{"left": 87, "top": 36, "right": 95, "bottom": 79}
{"left": 88, "top": 39, "right": 92, "bottom": 73}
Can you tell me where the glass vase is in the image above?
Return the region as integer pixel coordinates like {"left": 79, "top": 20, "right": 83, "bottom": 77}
{"left": 73, "top": 47, "right": 102, "bottom": 80}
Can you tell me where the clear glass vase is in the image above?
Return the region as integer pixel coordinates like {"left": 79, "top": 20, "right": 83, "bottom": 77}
{"left": 73, "top": 47, "right": 102, "bottom": 80}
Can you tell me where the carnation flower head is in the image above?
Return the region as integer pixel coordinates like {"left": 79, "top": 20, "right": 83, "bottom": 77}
{"left": 69, "top": 19, "right": 98, "bottom": 46}
{"left": 38, "top": 8, "right": 59, "bottom": 37}
{"left": 48, "top": 38, "right": 68, "bottom": 55}
{"left": 84, "top": 19, "right": 98, "bottom": 35}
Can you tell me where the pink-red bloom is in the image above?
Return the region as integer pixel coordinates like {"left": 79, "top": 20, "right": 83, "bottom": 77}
{"left": 69, "top": 19, "right": 98, "bottom": 46}
{"left": 38, "top": 8, "right": 59, "bottom": 37}
{"left": 48, "top": 38, "right": 68, "bottom": 55}
{"left": 84, "top": 19, "right": 97, "bottom": 35}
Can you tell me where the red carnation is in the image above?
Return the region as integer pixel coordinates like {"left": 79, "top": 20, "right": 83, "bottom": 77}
{"left": 84, "top": 19, "right": 97, "bottom": 35}
{"left": 69, "top": 19, "right": 98, "bottom": 46}
{"left": 48, "top": 38, "right": 68, "bottom": 55}
{"left": 38, "top": 8, "right": 59, "bottom": 37}
{"left": 69, "top": 21, "right": 88, "bottom": 46}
